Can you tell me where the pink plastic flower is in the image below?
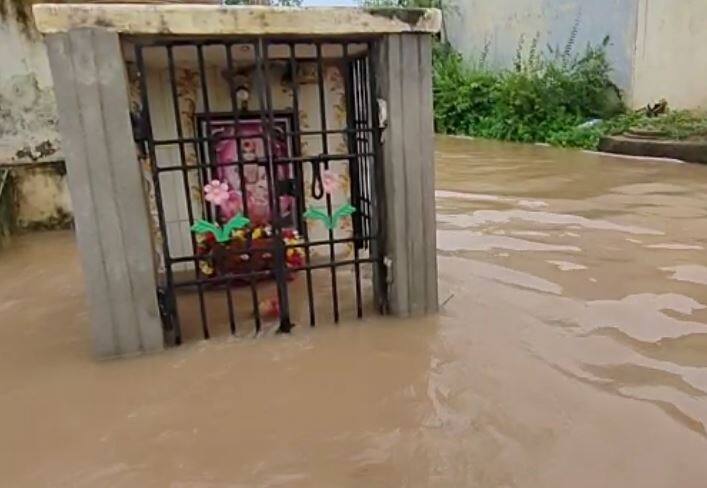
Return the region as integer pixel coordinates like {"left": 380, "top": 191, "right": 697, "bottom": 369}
{"left": 204, "top": 180, "right": 230, "bottom": 206}
{"left": 322, "top": 169, "right": 339, "bottom": 194}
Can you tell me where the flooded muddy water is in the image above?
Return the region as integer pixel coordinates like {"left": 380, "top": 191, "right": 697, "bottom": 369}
{"left": 2, "top": 136, "right": 707, "bottom": 486}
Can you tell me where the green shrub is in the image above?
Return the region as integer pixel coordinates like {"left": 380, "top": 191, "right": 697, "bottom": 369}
{"left": 432, "top": 35, "right": 628, "bottom": 149}
{"left": 540, "top": 113, "right": 637, "bottom": 149}
{"left": 432, "top": 44, "right": 498, "bottom": 134}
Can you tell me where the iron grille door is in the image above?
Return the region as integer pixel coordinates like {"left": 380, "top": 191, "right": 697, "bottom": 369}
{"left": 131, "top": 36, "right": 383, "bottom": 344}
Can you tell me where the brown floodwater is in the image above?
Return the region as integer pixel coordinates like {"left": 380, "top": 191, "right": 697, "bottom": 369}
{"left": 2, "top": 136, "right": 707, "bottom": 487}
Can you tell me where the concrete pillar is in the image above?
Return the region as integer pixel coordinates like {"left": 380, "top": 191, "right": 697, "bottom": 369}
{"left": 375, "top": 33, "right": 439, "bottom": 317}
{"left": 45, "top": 28, "right": 163, "bottom": 357}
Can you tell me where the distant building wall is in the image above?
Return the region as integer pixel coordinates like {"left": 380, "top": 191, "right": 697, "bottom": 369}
{"left": 446, "top": 0, "right": 706, "bottom": 110}
{"left": 0, "top": 3, "right": 71, "bottom": 229}
{"left": 0, "top": 8, "right": 61, "bottom": 163}
{"left": 0, "top": 1, "right": 224, "bottom": 231}
{"left": 445, "top": 0, "right": 639, "bottom": 93}
{"left": 632, "top": 0, "right": 707, "bottom": 110}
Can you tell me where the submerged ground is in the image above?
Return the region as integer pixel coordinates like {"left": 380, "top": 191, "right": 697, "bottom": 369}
{"left": 2, "top": 136, "right": 707, "bottom": 487}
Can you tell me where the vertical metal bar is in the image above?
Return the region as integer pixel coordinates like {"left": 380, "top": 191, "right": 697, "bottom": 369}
{"left": 135, "top": 44, "right": 182, "bottom": 344}
{"left": 255, "top": 38, "right": 293, "bottom": 333}
{"left": 166, "top": 45, "right": 214, "bottom": 334}
{"left": 288, "top": 42, "right": 316, "bottom": 327}
{"left": 225, "top": 41, "right": 261, "bottom": 333}
{"left": 195, "top": 43, "right": 212, "bottom": 339}
{"left": 343, "top": 44, "right": 363, "bottom": 318}
{"left": 353, "top": 57, "right": 369, "bottom": 243}
{"left": 285, "top": 53, "right": 306, "bottom": 235}
{"left": 196, "top": 121, "right": 213, "bottom": 223}
{"left": 367, "top": 40, "right": 387, "bottom": 314}
{"left": 352, "top": 57, "right": 367, "bottom": 243}
{"left": 224, "top": 278, "right": 236, "bottom": 334}
{"left": 345, "top": 49, "right": 363, "bottom": 247}
{"left": 316, "top": 42, "right": 340, "bottom": 323}
{"left": 359, "top": 56, "right": 373, "bottom": 240}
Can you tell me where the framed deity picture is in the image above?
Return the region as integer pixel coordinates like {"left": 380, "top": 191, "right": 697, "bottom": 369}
{"left": 196, "top": 113, "right": 300, "bottom": 230}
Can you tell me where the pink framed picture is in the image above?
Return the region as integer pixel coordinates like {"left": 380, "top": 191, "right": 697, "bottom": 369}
{"left": 200, "top": 116, "right": 296, "bottom": 228}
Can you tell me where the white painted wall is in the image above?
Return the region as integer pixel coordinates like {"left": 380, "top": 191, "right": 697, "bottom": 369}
{"left": 0, "top": 9, "right": 62, "bottom": 163}
{"left": 446, "top": 0, "right": 707, "bottom": 110}
{"left": 445, "top": 0, "right": 640, "bottom": 94}
{"left": 0, "top": 7, "right": 70, "bottom": 228}
{"left": 632, "top": 0, "right": 707, "bottom": 110}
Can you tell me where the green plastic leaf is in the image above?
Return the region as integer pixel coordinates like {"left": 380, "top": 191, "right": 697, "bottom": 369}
{"left": 222, "top": 213, "right": 251, "bottom": 240}
{"left": 303, "top": 207, "right": 332, "bottom": 229}
{"left": 332, "top": 203, "right": 357, "bottom": 228}
{"left": 190, "top": 220, "right": 220, "bottom": 239}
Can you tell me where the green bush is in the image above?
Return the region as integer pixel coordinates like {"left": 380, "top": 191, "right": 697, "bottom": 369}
{"left": 432, "top": 44, "right": 498, "bottom": 135}
{"left": 545, "top": 113, "right": 639, "bottom": 148}
{"left": 432, "top": 36, "right": 628, "bottom": 149}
